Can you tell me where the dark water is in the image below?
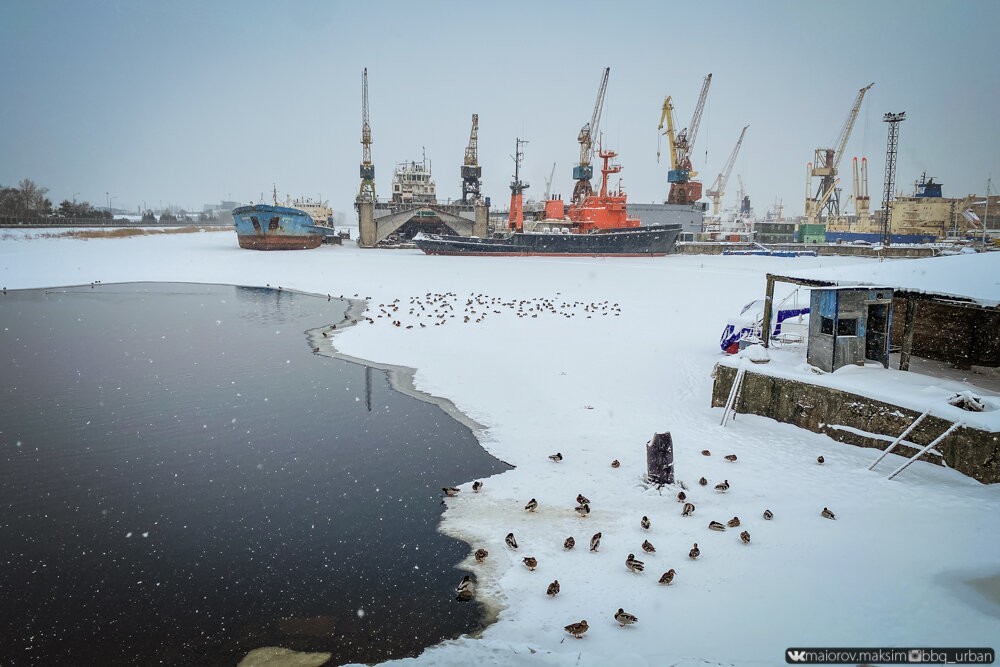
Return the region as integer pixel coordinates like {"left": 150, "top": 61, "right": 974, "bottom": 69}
{"left": 0, "top": 283, "right": 509, "bottom": 666}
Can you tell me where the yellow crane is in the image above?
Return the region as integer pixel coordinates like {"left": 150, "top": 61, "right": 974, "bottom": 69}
{"left": 658, "top": 73, "right": 712, "bottom": 205}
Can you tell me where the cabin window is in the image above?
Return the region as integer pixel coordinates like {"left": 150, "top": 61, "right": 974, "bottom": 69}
{"left": 820, "top": 316, "right": 834, "bottom": 335}
{"left": 837, "top": 318, "right": 858, "bottom": 336}
{"left": 269, "top": 216, "right": 280, "bottom": 231}
{"left": 250, "top": 216, "right": 262, "bottom": 233}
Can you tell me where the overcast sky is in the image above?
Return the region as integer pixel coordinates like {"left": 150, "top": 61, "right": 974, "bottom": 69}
{"left": 2, "top": 0, "right": 997, "bottom": 217}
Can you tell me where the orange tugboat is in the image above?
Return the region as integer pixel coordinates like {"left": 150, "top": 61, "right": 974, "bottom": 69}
{"left": 414, "top": 140, "right": 680, "bottom": 256}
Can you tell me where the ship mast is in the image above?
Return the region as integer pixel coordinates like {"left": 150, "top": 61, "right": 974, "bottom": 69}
{"left": 508, "top": 138, "right": 530, "bottom": 232}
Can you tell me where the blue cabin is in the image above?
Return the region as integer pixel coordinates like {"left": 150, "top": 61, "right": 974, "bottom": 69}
{"left": 806, "top": 287, "right": 894, "bottom": 372}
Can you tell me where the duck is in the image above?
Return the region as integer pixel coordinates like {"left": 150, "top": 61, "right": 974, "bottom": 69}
{"left": 524, "top": 498, "right": 538, "bottom": 512}
{"left": 472, "top": 480, "right": 483, "bottom": 493}
{"left": 740, "top": 530, "right": 751, "bottom": 544}
{"left": 625, "top": 553, "right": 645, "bottom": 573}
{"left": 699, "top": 477, "right": 708, "bottom": 486}
{"left": 641, "top": 539, "right": 656, "bottom": 554}
{"left": 564, "top": 620, "right": 589, "bottom": 639}
{"left": 455, "top": 575, "right": 475, "bottom": 602}
{"left": 589, "top": 532, "right": 602, "bottom": 552}
{"left": 442, "top": 486, "right": 460, "bottom": 497}
{"left": 763, "top": 509, "right": 774, "bottom": 520}
{"left": 640, "top": 515, "right": 651, "bottom": 530}
{"left": 474, "top": 548, "right": 488, "bottom": 563}
{"left": 505, "top": 532, "right": 518, "bottom": 549}
{"left": 677, "top": 491, "right": 687, "bottom": 502}
{"left": 576, "top": 493, "right": 591, "bottom": 506}
{"left": 574, "top": 503, "right": 590, "bottom": 517}
{"left": 548, "top": 452, "right": 563, "bottom": 462}
{"left": 821, "top": 507, "right": 836, "bottom": 520}
{"left": 708, "top": 520, "right": 726, "bottom": 531}
{"left": 817, "top": 455, "right": 825, "bottom": 464}
{"left": 523, "top": 556, "right": 537, "bottom": 571}
{"left": 564, "top": 536, "right": 576, "bottom": 550}
{"left": 727, "top": 516, "right": 741, "bottom": 528}
{"left": 611, "top": 459, "right": 621, "bottom": 468}
{"left": 724, "top": 454, "right": 738, "bottom": 462}
{"left": 614, "top": 608, "right": 639, "bottom": 627}
{"left": 689, "top": 543, "right": 701, "bottom": 559}
{"left": 546, "top": 580, "right": 560, "bottom": 596}
{"left": 658, "top": 568, "right": 676, "bottom": 585}
{"left": 682, "top": 502, "right": 695, "bottom": 517}
{"left": 714, "top": 479, "right": 730, "bottom": 492}
{"left": 701, "top": 449, "right": 711, "bottom": 456}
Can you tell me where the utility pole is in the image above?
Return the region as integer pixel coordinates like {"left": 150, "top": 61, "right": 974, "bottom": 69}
{"left": 880, "top": 112, "right": 905, "bottom": 247}
{"left": 984, "top": 176, "right": 993, "bottom": 248}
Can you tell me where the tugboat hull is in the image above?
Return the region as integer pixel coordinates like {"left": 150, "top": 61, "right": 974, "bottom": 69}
{"left": 414, "top": 224, "right": 681, "bottom": 257}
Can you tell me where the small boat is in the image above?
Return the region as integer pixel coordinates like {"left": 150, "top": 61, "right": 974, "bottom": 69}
{"left": 232, "top": 201, "right": 330, "bottom": 250}
{"left": 719, "top": 298, "right": 809, "bottom": 353}
{"left": 414, "top": 140, "right": 680, "bottom": 257}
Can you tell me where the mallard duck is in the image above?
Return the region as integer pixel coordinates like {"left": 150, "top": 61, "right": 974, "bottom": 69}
{"left": 641, "top": 539, "right": 656, "bottom": 553}
{"left": 576, "top": 493, "right": 591, "bottom": 505}
{"left": 505, "top": 532, "right": 518, "bottom": 549}
{"left": 589, "top": 532, "right": 602, "bottom": 552}
{"left": 727, "top": 516, "right": 741, "bottom": 528}
{"left": 640, "top": 515, "right": 651, "bottom": 530}
{"left": 626, "top": 553, "right": 645, "bottom": 572}
{"left": 525, "top": 498, "right": 538, "bottom": 512}
{"left": 548, "top": 452, "right": 563, "bottom": 462}
{"left": 455, "top": 575, "right": 475, "bottom": 601}
{"left": 474, "top": 548, "right": 488, "bottom": 563}
{"left": 821, "top": 507, "right": 836, "bottom": 520}
{"left": 714, "top": 479, "right": 730, "bottom": 492}
{"left": 472, "top": 480, "right": 483, "bottom": 493}
{"left": 724, "top": 454, "right": 738, "bottom": 462}
{"left": 677, "top": 491, "right": 687, "bottom": 502}
{"left": 740, "top": 530, "right": 751, "bottom": 544}
{"left": 564, "top": 620, "right": 589, "bottom": 638}
{"left": 546, "top": 580, "right": 560, "bottom": 596}
{"left": 763, "top": 509, "right": 773, "bottom": 520}
{"left": 574, "top": 503, "right": 590, "bottom": 517}
{"left": 658, "top": 568, "right": 676, "bottom": 585}
{"left": 701, "top": 449, "right": 711, "bottom": 456}
{"left": 817, "top": 455, "right": 825, "bottom": 464}
{"left": 564, "top": 536, "right": 576, "bottom": 550}
{"left": 614, "top": 608, "right": 638, "bottom": 627}
{"left": 689, "top": 542, "right": 701, "bottom": 559}
{"left": 611, "top": 459, "right": 621, "bottom": 468}
{"left": 523, "top": 556, "right": 537, "bottom": 571}
{"left": 682, "top": 502, "right": 695, "bottom": 517}
{"left": 699, "top": 477, "right": 708, "bottom": 486}
{"left": 442, "top": 486, "right": 460, "bottom": 497}
{"left": 708, "top": 520, "right": 726, "bottom": 531}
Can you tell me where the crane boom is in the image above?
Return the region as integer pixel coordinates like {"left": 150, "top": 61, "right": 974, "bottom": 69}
{"left": 682, "top": 73, "right": 712, "bottom": 166}
{"left": 572, "top": 67, "right": 610, "bottom": 204}
{"left": 657, "top": 96, "right": 677, "bottom": 168}
{"left": 358, "top": 68, "right": 375, "bottom": 201}
{"left": 810, "top": 82, "right": 874, "bottom": 220}
{"left": 832, "top": 83, "right": 874, "bottom": 173}
{"left": 460, "top": 113, "right": 481, "bottom": 203}
{"left": 705, "top": 124, "right": 749, "bottom": 215}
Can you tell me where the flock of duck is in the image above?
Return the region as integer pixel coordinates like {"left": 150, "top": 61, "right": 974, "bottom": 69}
{"left": 444, "top": 449, "right": 835, "bottom": 639}
{"left": 331, "top": 291, "right": 622, "bottom": 329}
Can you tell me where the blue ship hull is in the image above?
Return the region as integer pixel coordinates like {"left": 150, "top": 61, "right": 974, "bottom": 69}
{"left": 824, "top": 230, "right": 938, "bottom": 245}
{"left": 232, "top": 204, "right": 325, "bottom": 250}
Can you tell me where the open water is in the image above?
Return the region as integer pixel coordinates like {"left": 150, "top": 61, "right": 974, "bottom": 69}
{"left": 0, "top": 283, "right": 508, "bottom": 666}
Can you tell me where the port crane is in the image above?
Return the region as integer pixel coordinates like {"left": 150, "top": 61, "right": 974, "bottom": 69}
{"left": 461, "top": 113, "right": 481, "bottom": 204}
{"left": 571, "top": 67, "right": 610, "bottom": 205}
{"left": 809, "top": 82, "right": 874, "bottom": 221}
{"left": 659, "top": 73, "right": 712, "bottom": 205}
{"left": 851, "top": 156, "right": 871, "bottom": 225}
{"left": 358, "top": 68, "right": 375, "bottom": 202}
{"left": 804, "top": 161, "right": 840, "bottom": 225}
{"left": 543, "top": 162, "right": 556, "bottom": 201}
{"left": 705, "top": 124, "right": 749, "bottom": 215}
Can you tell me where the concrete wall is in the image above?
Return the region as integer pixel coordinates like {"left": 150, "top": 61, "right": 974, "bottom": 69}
{"left": 677, "top": 243, "right": 938, "bottom": 257}
{"left": 711, "top": 363, "right": 1000, "bottom": 483}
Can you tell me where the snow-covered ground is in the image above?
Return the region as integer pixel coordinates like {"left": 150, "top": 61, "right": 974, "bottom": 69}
{"left": 2, "top": 228, "right": 998, "bottom": 667}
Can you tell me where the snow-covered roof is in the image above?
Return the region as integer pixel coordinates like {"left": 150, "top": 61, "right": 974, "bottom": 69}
{"left": 769, "top": 251, "right": 1000, "bottom": 308}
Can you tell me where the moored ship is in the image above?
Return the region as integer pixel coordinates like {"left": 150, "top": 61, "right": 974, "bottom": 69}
{"left": 232, "top": 203, "right": 326, "bottom": 250}
{"left": 414, "top": 141, "right": 680, "bottom": 256}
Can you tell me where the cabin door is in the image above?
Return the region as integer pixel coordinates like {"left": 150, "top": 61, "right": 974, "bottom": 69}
{"left": 865, "top": 303, "right": 891, "bottom": 368}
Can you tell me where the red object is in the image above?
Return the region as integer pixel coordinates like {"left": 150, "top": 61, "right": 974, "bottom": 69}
{"left": 547, "top": 148, "right": 641, "bottom": 233}
{"left": 725, "top": 341, "right": 739, "bottom": 355}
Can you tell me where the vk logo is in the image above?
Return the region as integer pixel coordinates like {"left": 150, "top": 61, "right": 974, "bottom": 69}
{"left": 787, "top": 650, "right": 807, "bottom": 662}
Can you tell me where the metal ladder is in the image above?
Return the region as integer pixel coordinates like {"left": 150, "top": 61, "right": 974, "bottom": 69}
{"left": 869, "top": 411, "right": 963, "bottom": 480}
{"left": 720, "top": 363, "right": 748, "bottom": 428}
